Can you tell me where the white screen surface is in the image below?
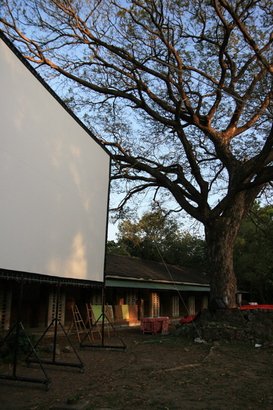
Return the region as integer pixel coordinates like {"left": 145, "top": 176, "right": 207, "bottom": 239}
{"left": 0, "top": 37, "right": 110, "bottom": 283}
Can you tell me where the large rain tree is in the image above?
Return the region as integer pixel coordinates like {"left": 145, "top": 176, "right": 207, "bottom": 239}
{"left": 1, "top": 0, "right": 272, "bottom": 307}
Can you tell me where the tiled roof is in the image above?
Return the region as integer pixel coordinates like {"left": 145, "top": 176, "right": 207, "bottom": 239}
{"left": 105, "top": 254, "right": 209, "bottom": 286}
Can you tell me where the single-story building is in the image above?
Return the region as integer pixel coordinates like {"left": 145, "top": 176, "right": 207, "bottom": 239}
{"left": 104, "top": 254, "right": 210, "bottom": 324}
{"left": 0, "top": 254, "right": 210, "bottom": 332}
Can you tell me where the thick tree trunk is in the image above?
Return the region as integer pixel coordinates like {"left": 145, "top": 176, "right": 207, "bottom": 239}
{"left": 205, "top": 192, "right": 255, "bottom": 308}
{"left": 205, "top": 218, "right": 239, "bottom": 308}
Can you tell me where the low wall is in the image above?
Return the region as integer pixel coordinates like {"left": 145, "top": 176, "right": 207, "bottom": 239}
{"left": 176, "top": 308, "right": 273, "bottom": 344}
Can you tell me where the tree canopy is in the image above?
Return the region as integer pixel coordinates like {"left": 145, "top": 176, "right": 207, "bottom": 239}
{"left": 1, "top": 0, "right": 272, "bottom": 306}
{"left": 108, "top": 209, "right": 207, "bottom": 269}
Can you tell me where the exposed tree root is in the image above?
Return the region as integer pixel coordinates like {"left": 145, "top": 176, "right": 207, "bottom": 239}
{"left": 155, "top": 345, "right": 217, "bottom": 373}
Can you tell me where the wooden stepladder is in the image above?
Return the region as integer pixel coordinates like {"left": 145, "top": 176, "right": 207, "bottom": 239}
{"left": 86, "top": 303, "right": 113, "bottom": 338}
{"left": 80, "top": 300, "right": 126, "bottom": 350}
{"left": 71, "top": 304, "right": 101, "bottom": 344}
{"left": 71, "top": 304, "right": 91, "bottom": 344}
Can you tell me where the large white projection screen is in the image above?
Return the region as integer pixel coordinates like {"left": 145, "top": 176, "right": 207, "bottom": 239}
{"left": 0, "top": 36, "right": 110, "bottom": 283}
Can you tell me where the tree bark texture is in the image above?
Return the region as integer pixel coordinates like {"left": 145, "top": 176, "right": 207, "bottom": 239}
{"left": 206, "top": 220, "right": 238, "bottom": 308}
{"left": 205, "top": 192, "right": 256, "bottom": 308}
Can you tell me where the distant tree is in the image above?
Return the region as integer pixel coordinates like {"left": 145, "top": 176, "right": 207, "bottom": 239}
{"left": 115, "top": 209, "right": 206, "bottom": 269}
{"left": 234, "top": 204, "right": 273, "bottom": 302}
{"left": 1, "top": 1, "right": 272, "bottom": 306}
{"left": 171, "top": 233, "right": 207, "bottom": 270}
{"left": 116, "top": 209, "right": 180, "bottom": 261}
{"left": 107, "top": 240, "right": 130, "bottom": 256}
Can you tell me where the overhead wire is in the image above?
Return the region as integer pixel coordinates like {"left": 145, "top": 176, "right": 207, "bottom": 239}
{"left": 153, "top": 240, "right": 203, "bottom": 339}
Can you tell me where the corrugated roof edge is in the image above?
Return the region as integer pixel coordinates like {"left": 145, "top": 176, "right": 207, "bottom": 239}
{"left": 105, "top": 273, "right": 210, "bottom": 287}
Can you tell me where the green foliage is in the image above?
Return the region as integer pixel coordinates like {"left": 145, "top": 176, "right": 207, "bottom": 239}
{"left": 0, "top": 329, "right": 37, "bottom": 363}
{"left": 234, "top": 203, "right": 273, "bottom": 303}
{"left": 107, "top": 240, "right": 131, "bottom": 256}
{"left": 109, "top": 209, "right": 207, "bottom": 269}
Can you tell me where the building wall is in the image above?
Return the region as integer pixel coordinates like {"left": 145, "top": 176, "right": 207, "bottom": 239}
{"left": 0, "top": 284, "right": 12, "bottom": 331}
{"left": 0, "top": 279, "right": 210, "bottom": 332}
{"left": 105, "top": 287, "right": 210, "bottom": 322}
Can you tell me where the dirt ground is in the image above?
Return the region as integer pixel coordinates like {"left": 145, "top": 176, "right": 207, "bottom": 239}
{"left": 1, "top": 326, "right": 273, "bottom": 410}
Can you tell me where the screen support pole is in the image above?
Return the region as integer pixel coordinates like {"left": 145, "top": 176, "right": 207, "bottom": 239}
{"left": 80, "top": 285, "right": 126, "bottom": 350}
{"left": 0, "top": 278, "right": 50, "bottom": 389}
{"left": 25, "top": 280, "right": 84, "bottom": 372}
